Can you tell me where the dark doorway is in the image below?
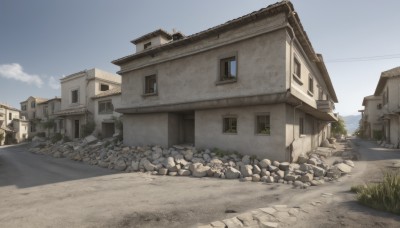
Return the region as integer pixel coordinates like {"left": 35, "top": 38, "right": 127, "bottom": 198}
{"left": 182, "top": 113, "right": 195, "bottom": 144}
{"left": 102, "top": 123, "right": 115, "bottom": 138}
{"left": 74, "top": 120, "right": 80, "bottom": 138}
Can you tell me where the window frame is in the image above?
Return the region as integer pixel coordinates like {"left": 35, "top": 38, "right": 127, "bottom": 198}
{"left": 255, "top": 113, "right": 271, "bottom": 136}
{"left": 71, "top": 89, "right": 79, "bottom": 104}
{"left": 98, "top": 100, "right": 114, "bottom": 115}
{"left": 8, "top": 113, "right": 12, "bottom": 121}
{"left": 299, "top": 117, "right": 305, "bottom": 136}
{"left": 31, "top": 101, "right": 36, "bottom": 108}
{"left": 308, "top": 74, "right": 314, "bottom": 96}
{"left": 216, "top": 52, "right": 238, "bottom": 85}
{"left": 100, "top": 83, "right": 110, "bottom": 92}
{"left": 143, "top": 74, "right": 158, "bottom": 96}
{"left": 222, "top": 115, "right": 238, "bottom": 134}
{"left": 144, "top": 42, "right": 152, "bottom": 50}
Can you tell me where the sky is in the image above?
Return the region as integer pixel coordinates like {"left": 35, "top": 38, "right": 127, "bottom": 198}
{"left": 1, "top": 0, "right": 400, "bottom": 116}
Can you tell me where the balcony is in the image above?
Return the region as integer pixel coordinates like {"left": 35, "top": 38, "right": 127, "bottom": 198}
{"left": 317, "top": 100, "right": 335, "bottom": 113}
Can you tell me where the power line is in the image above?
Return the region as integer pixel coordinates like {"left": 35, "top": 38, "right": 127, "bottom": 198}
{"left": 326, "top": 53, "right": 400, "bottom": 63}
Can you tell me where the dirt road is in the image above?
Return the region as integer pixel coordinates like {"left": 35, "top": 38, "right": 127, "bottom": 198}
{"left": 0, "top": 140, "right": 400, "bottom": 227}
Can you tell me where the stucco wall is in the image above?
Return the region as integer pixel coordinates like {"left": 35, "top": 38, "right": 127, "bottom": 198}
{"left": 123, "top": 113, "right": 169, "bottom": 147}
{"left": 195, "top": 104, "right": 287, "bottom": 161}
{"left": 120, "top": 14, "right": 287, "bottom": 109}
{"left": 61, "top": 74, "right": 87, "bottom": 110}
{"left": 93, "top": 95, "right": 122, "bottom": 135}
{"left": 64, "top": 115, "right": 86, "bottom": 139}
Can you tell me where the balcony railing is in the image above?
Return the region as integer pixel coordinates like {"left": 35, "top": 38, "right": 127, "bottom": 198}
{"left": 317, "top": 100, "right": 334, "bottom": 113}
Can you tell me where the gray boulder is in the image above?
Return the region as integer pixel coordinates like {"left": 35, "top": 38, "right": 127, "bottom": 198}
{"left": 140, "top": 158, "right": 157, "bottom": 171}
{"left": 114, "top": 158, "right": 127, "bottom": 171}
{"left": 312, "top": 165, "right": 326, "bottom": 177}
{"left": 279, "top": 162, "right": 290, "bottom": 171}
{"left": 252, "top": 174, "right": 261, "bottom": 182}
{"left": 225, "top": 167, "right": 241, "bottom": 179}
{"left": 253, "top": 165, "right": 261, "bottom": 175}
{"left": 336, "top": 163, "right": 352, "bottom": 173}
{"left": 190, "top": 163, "right": 210, "bottom": 178}
{"left": 131, "top": 161, "right": 139, "bottom": 171}
{"left": 158, "top": 168, "right": 168, "bottom": 175}
{"left": 178, "top": 169, "right": 191, "bottom": 176}
{"left": 241, "top": 165, "right": 253, "bottom": 177}
{"left": 259, "top": 159, "right": 271, "bottom": 168}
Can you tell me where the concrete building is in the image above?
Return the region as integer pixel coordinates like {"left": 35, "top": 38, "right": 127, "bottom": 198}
{"left": 92, "top": 88, "right": 122, "bottom": 138}
{"left": 359, "top": 95, "right": 383, "bottom": 139}
{"left": 373, "top": 66, "right": 400, "bottom": 146}
{"left": 112, "top": 1, "right": 338, "bottom": 161}
{"left": 20, "top": 96, "right": 48, "bottom": 138}
{"left": 54, "top": 68, "right": 121, "bottom": 139}
{"left": 0, "top": 103, "right": 28, "bottom": 145}
{"left": 36, "top": 97, "right": 62, "bottom": 137}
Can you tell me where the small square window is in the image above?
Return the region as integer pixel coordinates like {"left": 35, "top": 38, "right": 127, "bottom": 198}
{"left": 100, "top": 84, "right": 109, "bottom": 91}
{"left": 256, "top": 115, "right": 270, "bottom": 135}
{"left": 31, "top": 101, "right": 36, "bottom": 108}
{"left": 220, "top": 56, "right": 237, "bottom": 81}
{"left": 299, "top": 117, "right": 304, "bottom": 135}
{"left": 98, "top": 100, "right": 114, "bottom": 114}
{"left": 223, "top": 117, "right": 237, "bottom": 134}
{"left": 144, "top": 75, "right": 157, "bottom": 95}
{"left": 71, "top": 90, "right": 79, "bottom": 103}
{"left": 8, "top": 113, "right": 12, "bottom": 120}
{"left": 294, "top": 58, "right": 301, "bottom": 78}
{"left": 144, "top": 42, "right": 152, "bottom": 49}
{"left": 308, "top": 75, "right": 314, "bottom": 94}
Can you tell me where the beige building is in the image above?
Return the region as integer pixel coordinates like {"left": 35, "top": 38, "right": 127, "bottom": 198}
{"left": 36, "top": 97, "right": 62, "bottom": 137}
{"left": 359, "top": 95, "right": 383, "bottom": 139}
{"left": 0, "top": 103, "right": 28, "bottom": 145}
{"left": 55, "top": 68, "right": 121, "bottom": 139}
{"left": 112, "top": 2, "right": 338, "bottom": 162}
{"left": 373, "top": 66, "right": 400, "bottom": 147}
{"left": 20, "top": 96, "right": 48, "bottom": 137}
{"left": 92, "top": 88, "right": 122, "bottom": 138}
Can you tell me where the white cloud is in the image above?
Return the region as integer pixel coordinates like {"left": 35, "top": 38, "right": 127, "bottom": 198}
{"left": 0, "top": 63, "right": 44, "bottom": 87}
{"left": 48, "top": 76, "right": 60, "bottom": 90}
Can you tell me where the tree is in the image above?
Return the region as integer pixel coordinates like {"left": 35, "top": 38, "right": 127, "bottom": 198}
{"left": 331, "top": 117, "right": 347, "bottom": 136}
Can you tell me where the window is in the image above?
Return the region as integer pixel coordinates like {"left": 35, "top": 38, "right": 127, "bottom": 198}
{"left": 8, "top": 113, "right": 12, "bottom": 120}
{"left": 51, "top": 103, "right": 55, "bottom": 113}
{"left": 377, "top": 104, "right": 382, "bottom": 110}
{"left": 21, "top": 104, "right": 26, "bottom": 111}
{"left": 299, "top": 117, "right": 304, "bottom": 135}
{"left": 144, "top": 42, "right": 152, "bottom": 49}
{"left": 100, "top": 84, "right": 109, "bottom": 91}
{"left": 43, "top": 106, "right": 48, "bottom": 117}
{"left": 31, "top": 123, "right": 36, "bottom": 133}
{"left": 308, "top": 75, "right": 314, "bottom": 94}
{"left": 223, "top": 116, "right": 237, "bottom": 134}
{"left": 144, "top": 75, "right": 157, "bottom": 94}
{"left": 98, "top": 100, "right": 114, "bottom": 114}
{"left": 31, "top": 101, "right": 36, "bottom": 108}
{"left": 71, "top": 89, "right": 79, "bottom": 103}
{"left": 318, "top": 88, "right": 323, "bottom": 100}
{"left": 220, "top": 56, "right": 237, "bottom": 81}
{"left": 293, "top": 57, "right": 301, "bottom": 78}
{"left": 256, "top": 114, "right": 271, "bottom": 135}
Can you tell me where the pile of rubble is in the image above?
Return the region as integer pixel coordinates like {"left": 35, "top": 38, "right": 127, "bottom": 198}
{"left": 29, "top": 136, "right": 355, "bottom": 188}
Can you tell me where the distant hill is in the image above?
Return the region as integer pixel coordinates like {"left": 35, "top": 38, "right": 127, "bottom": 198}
{"left": 342, "top": 114, "right": 361, "bottom": 134}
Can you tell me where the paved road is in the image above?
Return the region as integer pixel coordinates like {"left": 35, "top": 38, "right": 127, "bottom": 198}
{"left": 0, "top": 143, "right": 117, "bottom": 188}
{"left": 1, "top": 140, "right": 400, "bottom": 228}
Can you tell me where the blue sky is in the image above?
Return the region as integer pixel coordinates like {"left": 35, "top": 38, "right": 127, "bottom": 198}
{"left": 1, "top": 0, "right": 400, "bottom": 116}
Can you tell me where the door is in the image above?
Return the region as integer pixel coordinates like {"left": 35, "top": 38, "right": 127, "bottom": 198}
{"left": 74, "top": 120, "right": 80, "bottom": 138}
{"left": 182, "top": 113, "right": 195, "bottom": 144}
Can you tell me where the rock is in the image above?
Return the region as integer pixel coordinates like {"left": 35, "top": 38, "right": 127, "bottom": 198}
{"left": 310, "top": 180, "right": 324, "bottom": 186}
{"left": 279, "top": 162, "right": 290, "bottom": 171}
{"left": 241, "top": 165, "right": 253, "bottom": 177}
{"left": 335, "top": 163, "right": 352, "bottom": 174}
{"left": 284, "top": 173, "right": 297, "bottom": 182}
{"left": 253, "top": 165, "right": 261, "bottom": 175}
{"left": 225, "top": 167, "right": 241, "bottom": 179}
{"left": 259, "top": 221, "right": 279, "bottom": 228}
{"left": 299, "top": 163, "right": 313, "bottom": 172}
{"left": 178, "top": 169, "right": 191, "bottom": 176}
{"left": 83, "top": 135, "right": 98, "bottom": 144}
{"left": 183, "top": 150, "right": 193, "bottom": 161}
{"left": 152, "top": 151, "right": 162, "bottom": 160}
{"left": 312, "top": 165, "right": 326, "bottom": 177}
{"left": 260, "top": 169, "right": 270, "bottom": 177}
{"left": 307, "top": 158, "right": 319, "bottom": 165}
{"left": 293, "top": 180, "right": 305, "bottom": 188}
{"left": 131, "top": 161, "right": 139, "bottom": 171}
{"left": 158, "top": 168, "right": 168, "bottom": 175}
{"left": 242, "top": 155, "right": 251, "bottom": 165}
{"left": 268, "top": 165, "right": 279, "bottom": 172}
{"left": 114, "top": 158, "right": 127, "bottom": 171}
{"left": 98, "top": 161, "right": 109, "bottom": 168}
{"left": 53, "top": 151, "right": 61, "bottom": 158}
{"left": 210, "top": 158, "right": 223, "bottom": 165}
{"left": 168, "top": 172, "right": 178, "bottom": 176}
{"left": 222, "top": 217, "right": 244, "bottom": 228}
{"left": 326, "top": 166, "right": 341, "bottom": 179}
{"left": 344, "top": 160, "right": 355, "bottom": 168}
{"left": 276, "top": 170, "right": 285, "bottom": 179}
{"left": 300, "top": 173, "right": 313, "bottom": 182}
{"left": 265, "top": 176, "right": 274, "bottom": 183}
{"left": 141, "top": 158, "right": 157, "bottom": 171}
{"left": 203, "top": 153, "right": 211, "bottom": 162}
{"left": 252, "top": 174, "right": 261, "bottom": 182}
{"left": 165, "top": 157, "right": 176, "bottom": 170}
{"left": 297, "top": 154, "right": 308, "bottom": 164}
{"left": 190, "top": 163, "right": 210, "bottom": 178}
{"left": 259, "top": 159, "right": 271, "bottom": 168}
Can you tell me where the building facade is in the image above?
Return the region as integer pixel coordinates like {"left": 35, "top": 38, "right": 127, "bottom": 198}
{"left": 373, "top": 66, "right": 400, "bottom": 147}
{"left": 359, "top": 95, "right": 383, "bottom": 139}
{"left": 20, "top": 96, "right": 48, "bottom": 138}
{"left": 36, "top": 97, "right": 62, "bottom": 137}
{"left": 0, "top": 103, "right": 28, "bottom": 145}
{"left": 112, "top": 1, "right": 338, "bottom": 162}
{"left": 55, "top": 68, "right": 121, "bottom": 139}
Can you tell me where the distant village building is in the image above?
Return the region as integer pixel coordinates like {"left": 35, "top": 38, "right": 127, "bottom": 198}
{"left": 36, "top": 97, "right": 62, "bottom": 137}
{"left": 0, "top": 103, "right": 28, "bottom": 145}
{"left": 54, "top": 68, "right": 121, "bottom": 139}
{"left": 112, "top": 1, "right": 338, "bottom": 162}
{"left": 20, "top": 96, "right": 48, "bottom": 138}
{"left": 359, "top": 95, "right": 382, "bottom": 139}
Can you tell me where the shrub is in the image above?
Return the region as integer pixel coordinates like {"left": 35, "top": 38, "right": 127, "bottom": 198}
{"left": 352, "top": 171, "right": 400, "bottom": 215}
{"left": 51, "top": 133, "right": 63, "bottom": 143}
{"left": 81, "top": 121, "right": 96, "bottom": 138}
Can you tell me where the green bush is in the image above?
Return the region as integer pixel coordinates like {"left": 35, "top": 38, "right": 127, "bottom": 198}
{"left": 51, "top": 133, "right": 63, "bottom": 143}
{"left": 352, "top": 171, "right": 400, "bottom": 215}
{"left": 81, "top": 121, "right": 96, "bottom": 138}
